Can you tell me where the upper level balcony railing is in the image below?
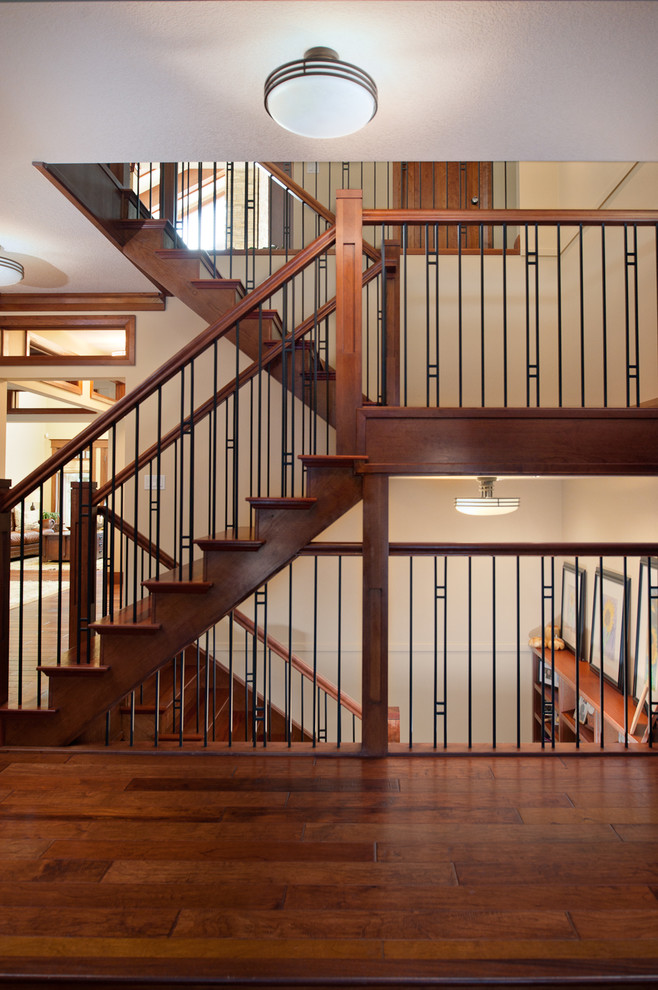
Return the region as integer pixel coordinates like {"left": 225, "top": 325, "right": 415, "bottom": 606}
{"left": 362, "top": 206, "right": 658, "bottom": 411}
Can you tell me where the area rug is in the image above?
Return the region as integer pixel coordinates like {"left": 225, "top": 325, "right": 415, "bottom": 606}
{"left": 9, "top": 560, "right": 70, "bottom": 609}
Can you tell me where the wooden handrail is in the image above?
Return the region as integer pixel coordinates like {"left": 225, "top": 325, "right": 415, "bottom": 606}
{"left": 363, "top": 208, "right": 658, "bottom": 227}
{"left": 231, "top": 610, "right": 362, "bottom": 720}
{"left": 97, "top": 506, "right": 177, "bottom": 571}
{"left": 1, "top": 225, "right": 336, "bottom": 513}
{"left": 260, "top": 161, "right": 380, "bottom": 263}
{"left": 93, "top": 260, "right": 382, "bottom": 504}
{"left": 98, "top": 511, "right": 361, "bottom": 719}
{"left": 300, "top": 541, "right": 658, "bottom": 557}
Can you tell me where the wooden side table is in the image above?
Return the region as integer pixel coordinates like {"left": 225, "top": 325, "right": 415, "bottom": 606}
{"left": 43, "top": 531, "right": 71, "bottom": 562}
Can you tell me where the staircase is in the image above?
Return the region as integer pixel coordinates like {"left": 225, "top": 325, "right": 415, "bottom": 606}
{"left": 1, "top": 453, "right": 366, "bottom": 746}
{"left": 1, "top": 164, "right": 374, "bottom": 748}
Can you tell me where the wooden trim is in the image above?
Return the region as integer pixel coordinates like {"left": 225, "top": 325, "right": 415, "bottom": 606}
{"left": 0, "top": 292, "right": 165, "bottom": 312}
{"left": 364, "top": 208, "right": 658, "bottom": 227}
{"left": 50, "top": 379, "right": 83, "bottom": 396}
{"left": 0, "top": 315, "right": 135, "bottom": 366}
{"left": 7, "top": 407, "right": 95, "bottom": 418}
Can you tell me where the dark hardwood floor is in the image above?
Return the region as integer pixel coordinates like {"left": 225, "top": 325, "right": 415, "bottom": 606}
{"left": 0, "top": 749, "right": 656, "bottom": 988}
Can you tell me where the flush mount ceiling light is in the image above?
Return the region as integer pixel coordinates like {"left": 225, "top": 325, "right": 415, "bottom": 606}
{"left": 264, "top": 47, "right": 378, "bottom": 139}
{"left": 0, "top": 256, "right": 24, "bottom": 286}
{"left": 455, "top": 477, "right": 520, "bottom": 516}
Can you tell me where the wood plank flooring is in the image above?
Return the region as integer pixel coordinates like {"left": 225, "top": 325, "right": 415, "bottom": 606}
{"left": 0, "top": 750, "right": 656, "bottom": 988}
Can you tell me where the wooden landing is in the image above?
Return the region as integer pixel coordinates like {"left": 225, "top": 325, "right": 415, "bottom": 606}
{"left": 0, "top": 750, "right": 656, "bottom": 987}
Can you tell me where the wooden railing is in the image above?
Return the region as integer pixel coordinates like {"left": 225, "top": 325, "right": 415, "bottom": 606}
{"left": 3, "top": 183, "right": 658, "bottom": 753}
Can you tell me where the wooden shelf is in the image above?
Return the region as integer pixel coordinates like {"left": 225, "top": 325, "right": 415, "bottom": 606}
{"left": 532, "top": 647, "right": 648, "bottom": 745}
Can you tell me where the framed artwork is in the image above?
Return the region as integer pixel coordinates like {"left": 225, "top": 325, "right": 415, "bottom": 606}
{"left": 560, "top": 562, "right": 587, "bottom": 656}
{"left": 589, "top": 568, "right": 629, "bottom": 690}
{"left": 633, "top": 557, "right": 658, "bottom": 704}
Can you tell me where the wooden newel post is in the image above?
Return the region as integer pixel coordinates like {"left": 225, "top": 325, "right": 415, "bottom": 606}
{"left": 361, "top": 473, "right": 389, "bottom": 755}
{"left": 383, "top": 240, "right": 401, "bottom": 407}
{"left": 69, "top": 481, "right": 98, "bottom": 660}
{"left": 335, "top": 189, "right": 364, "bottom": 454}
{"left": 0, "top": 480, "right": 11, "bottom": 708}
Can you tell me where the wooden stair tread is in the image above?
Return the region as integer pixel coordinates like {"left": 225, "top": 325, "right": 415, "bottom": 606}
{"left": 246, "top": 496, "right": 317, "bottom": 510}
{"left": 143, "top": 579, "right": 213, "bottom": 595}
{"left": 90, "top": 621, "right": 161, "bottom": 636}
{"left": 153, "top": 248, "right": 218, "bottom": 277}
{"left": 299, "top": 454, "right": 369, "bottom": 467}
{"left": 196, "top": 536, "right": 265, "bottom": 552}
{"left": 189, "top": 278, "right": 245, "bottom": 295}
{"left": 0, "top": 705, "right": 57, "bottom": 717}
{"left": 37, "top": 664, "right": 111, "bottom": 677}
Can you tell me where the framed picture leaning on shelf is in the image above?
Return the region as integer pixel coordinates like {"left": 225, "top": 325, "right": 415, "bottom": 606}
{"left": 633, "top": 557, "right": 658, "bottom": 704}
{"left": 560, "top": 562, "right": 586, "bottom": 657}
{"left": 589, "top": 567, "right": 630, "bottom": 691}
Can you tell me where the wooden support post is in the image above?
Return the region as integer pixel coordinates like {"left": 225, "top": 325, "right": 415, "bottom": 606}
{"left": 335, "top": 189, "right": 364, "bottom": 454}
{"left": 383, "top": 240, "right": 401, "bottom": 407}
{"left": 69, "top": 481, "right": 98, "bottom": 660}
{"left": 159, "top": 163, "right": 178, "bottom": 226}
{"left": 0, "top": 480, "right": 11, "bottom": 708}
{"left": 361, "top": 473, "right": 389, "bottom": 755}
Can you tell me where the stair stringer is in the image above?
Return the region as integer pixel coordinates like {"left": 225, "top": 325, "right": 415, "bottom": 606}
{"left": 4, "top": 459, "right": 364, "bottom": 747}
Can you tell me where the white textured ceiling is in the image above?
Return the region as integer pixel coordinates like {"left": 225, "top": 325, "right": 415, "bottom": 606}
{"left": 0, "top": 0, "right": 657, "bottom": 295}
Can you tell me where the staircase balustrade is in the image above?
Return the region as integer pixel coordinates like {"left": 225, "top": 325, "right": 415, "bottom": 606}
{"left": 365, "top": 207, "right": 658, "bottom": 409}
{"left": 2, "top": 179, "right": 658, "bottom": 751}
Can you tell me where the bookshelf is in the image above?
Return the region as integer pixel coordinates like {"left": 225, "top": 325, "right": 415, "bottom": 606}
{"left": 532, "top": 647, "right": 649, "bottom": 745}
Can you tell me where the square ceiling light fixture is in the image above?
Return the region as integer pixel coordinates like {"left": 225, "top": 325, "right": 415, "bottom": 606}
{"left": 264, "top": 47, "right": 378, "bottom": 139}
{"left": 455, "top": 477, "right": 520, "bottom": 516}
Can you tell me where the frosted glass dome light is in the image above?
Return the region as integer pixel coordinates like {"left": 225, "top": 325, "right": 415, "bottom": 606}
{"left": 264, "top": 47, "right": 378, "bottom": 139}
{"left": 455, "top": 477, "right": 520, "bottom": 516}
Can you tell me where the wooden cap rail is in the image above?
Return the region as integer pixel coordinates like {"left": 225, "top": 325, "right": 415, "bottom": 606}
{"left": 299, "top": 541, "right": 658, "bottom": 557}
{"left": 363, "top": 208, "right": 658, "bottom": 226}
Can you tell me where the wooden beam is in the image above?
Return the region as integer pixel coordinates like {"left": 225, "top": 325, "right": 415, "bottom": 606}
{"left": 361, "top": 473, "right": 389, "bottom": 756}
{"left": 356, "top": 406, "right": 658, "bottom": 476}
{"left": 0, "top": 292, "right": 166, "bottom": 312}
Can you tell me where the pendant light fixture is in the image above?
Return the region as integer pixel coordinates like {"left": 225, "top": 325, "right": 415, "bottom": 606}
{"left": 264, "top": 47, "right": 378, "bottom": 139}
{"left": 455, "top": 477, "right": 520, "bottom": 516}
{"left": 0, "top": 256, "right": 24, "bottom": 286}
